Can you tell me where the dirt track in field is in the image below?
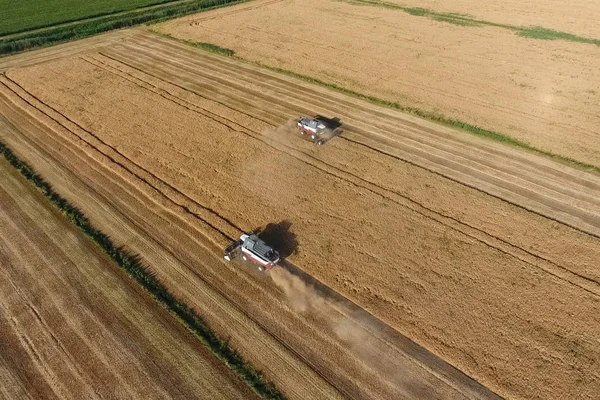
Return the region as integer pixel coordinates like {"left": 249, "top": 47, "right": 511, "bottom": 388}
{"left": 1, "top": 30, "right": 599, "bottom": 399}
{"left": 0, "top": 157, "right": 257, "bottom": 399}
{"left": 157, "top": 0, "right": 600, "bottom": 168}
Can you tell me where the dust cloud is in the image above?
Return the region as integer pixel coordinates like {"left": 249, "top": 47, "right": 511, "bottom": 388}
{"left": 269, "top": 267, "right": 326, "bottom": 313}
{"left": 269, "top": 267, "right": 372, "bottom": 354}
{"left": 262, "top": 118, "right": 298, "bottom": 140}
{"left": 269, "top": 267, "right": 424, "bottom": 396}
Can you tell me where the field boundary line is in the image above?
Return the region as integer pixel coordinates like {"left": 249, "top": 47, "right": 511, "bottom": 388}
{"left": 0, "top": 141, "right": 285, "bottom": 399}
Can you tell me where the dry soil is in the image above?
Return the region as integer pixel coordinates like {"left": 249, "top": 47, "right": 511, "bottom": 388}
{"left": 0, "top": 157, "right": 257, "bottom": 399}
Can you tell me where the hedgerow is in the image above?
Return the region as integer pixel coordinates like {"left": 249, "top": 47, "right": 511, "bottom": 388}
{"left": 0, "top": 0, "right": 246, "bottom": 56}
{"left": 0, "top": 141, "right": 284, "bottom": 400}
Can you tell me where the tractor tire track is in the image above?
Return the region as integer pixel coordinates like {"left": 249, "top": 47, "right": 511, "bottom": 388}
{"left": 0, "top": 70, "right": 487, "bottom": 400}
{"left": 0, "top": 92, "right": 346, "bottom": 400}
{"left": 82, "top": 50, "right": 600, "bottom": 297}
{"left": 122, "top": 33, "right": 600, "bottom": 234}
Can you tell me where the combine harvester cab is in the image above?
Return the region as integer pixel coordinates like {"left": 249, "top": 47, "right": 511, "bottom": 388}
{"left": 224, "top": 233, "right": 280, "bottom": 272}
{"left": 296, "top": 115, "right": 342, "bottom": 145}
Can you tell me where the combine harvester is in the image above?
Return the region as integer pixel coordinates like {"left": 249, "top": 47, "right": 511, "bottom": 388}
{"left": 224, "top": 233, "right": 280, "bottom": 272}
{"left": 296, "top": 115, "right": 342, "bottom": 145}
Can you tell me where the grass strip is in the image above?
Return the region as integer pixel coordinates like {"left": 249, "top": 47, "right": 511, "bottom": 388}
{"left": 191, "top": 41, "right": 236, "bottom": 56}
{"left": 0, "top": 141, "right": 284, "bottom": 400}
{"left": 163, "top": 34, "right": 600, "bottom": 174}
{"left": 339, "top": 0, "right": 600, "bottom": 46}
{"left": 518, "top": 26, "right": 600, "bottom": 45}
{"left": 341, "top": 0, "right": 512, "bottom": 28}
{"left": 0, "top": 0, "right": 246, "bottom": 56}
{"left": 158, "top": 32, "right": 236, "bottom": 56}
{"left": 0, "top": 0, "right": 179, "bottom": 37}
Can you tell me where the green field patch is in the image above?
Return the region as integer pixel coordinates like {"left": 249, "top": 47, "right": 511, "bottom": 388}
{"left": 403, "top": 7, "right": 428, "bottom": 16}
{"left": 431, "top": 15, "right": 482, "bottom": 27}
{"left": 0, "top": 0, "right": 244, "bottom": 56}
{"left": 0, "top": 0, "right": 177, "bottom": 36}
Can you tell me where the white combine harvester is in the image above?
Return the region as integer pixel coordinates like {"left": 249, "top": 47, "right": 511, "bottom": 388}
{"left": 296, "top": 115, "right": 342, "bottom": 145}
{"left": 224, "top": 233, "right": 280, "bottom": 272}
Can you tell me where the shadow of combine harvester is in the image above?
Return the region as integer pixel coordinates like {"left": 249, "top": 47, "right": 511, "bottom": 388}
{"left": 255, "top": 220, "right": 298, "bottom": 259}
{"left": 314, "top": 115, "right": 342, "bottom": 131}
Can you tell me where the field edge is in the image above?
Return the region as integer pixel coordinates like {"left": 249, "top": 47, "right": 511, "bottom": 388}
{"left": 0, "top": 140, "right": 285, "bottom": 400}
{"left": 0, "top": 0, "right": 247, "bottom": 57}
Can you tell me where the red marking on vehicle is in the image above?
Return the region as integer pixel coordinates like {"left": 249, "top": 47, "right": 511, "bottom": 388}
{"left": 243, "top": 250, "right": 271, "bottom": 267}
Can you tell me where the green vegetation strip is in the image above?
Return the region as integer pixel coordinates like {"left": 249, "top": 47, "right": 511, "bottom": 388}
{"left": 0, "top": 0, "right": 246, "bottom": 56}
{"left": 191, "top": 41, "right": 236, "bottom": 56}
{"left": 0, "top": 0, "right": 178, "bottom": 37}
{"left": 517, "top": 26, "right": 600, "bottom": 45}
{"left": 339, "top": 0, "right": 600, "bottom": 46}
{"left": 0, "top": 141, "right": 284, "bottom": 400}
{"left": 166, "top": 35, "right": 600, "bottom": 174}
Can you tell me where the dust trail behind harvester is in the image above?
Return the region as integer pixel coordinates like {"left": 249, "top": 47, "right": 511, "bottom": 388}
{"left": 269, "top": 265, "right": 326, "bottom": 312}
{"left": 268, "top": 267, "right": 426, "bottom": 397}
{"left": 269, "top": 267, "right": 390, "bottom": 354}
{"left": 267, "top": 267, "right": 500, "bottom": 399}
{"left": 263, "top": 119, "right": 298, "bottom": 140}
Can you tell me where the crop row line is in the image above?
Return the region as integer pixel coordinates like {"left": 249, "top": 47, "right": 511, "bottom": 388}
{"left": 0, "top": 141, "right": 283, "bottom": 399}
{"left": 87, "top": 49, "right": 600, "bottom": 298}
